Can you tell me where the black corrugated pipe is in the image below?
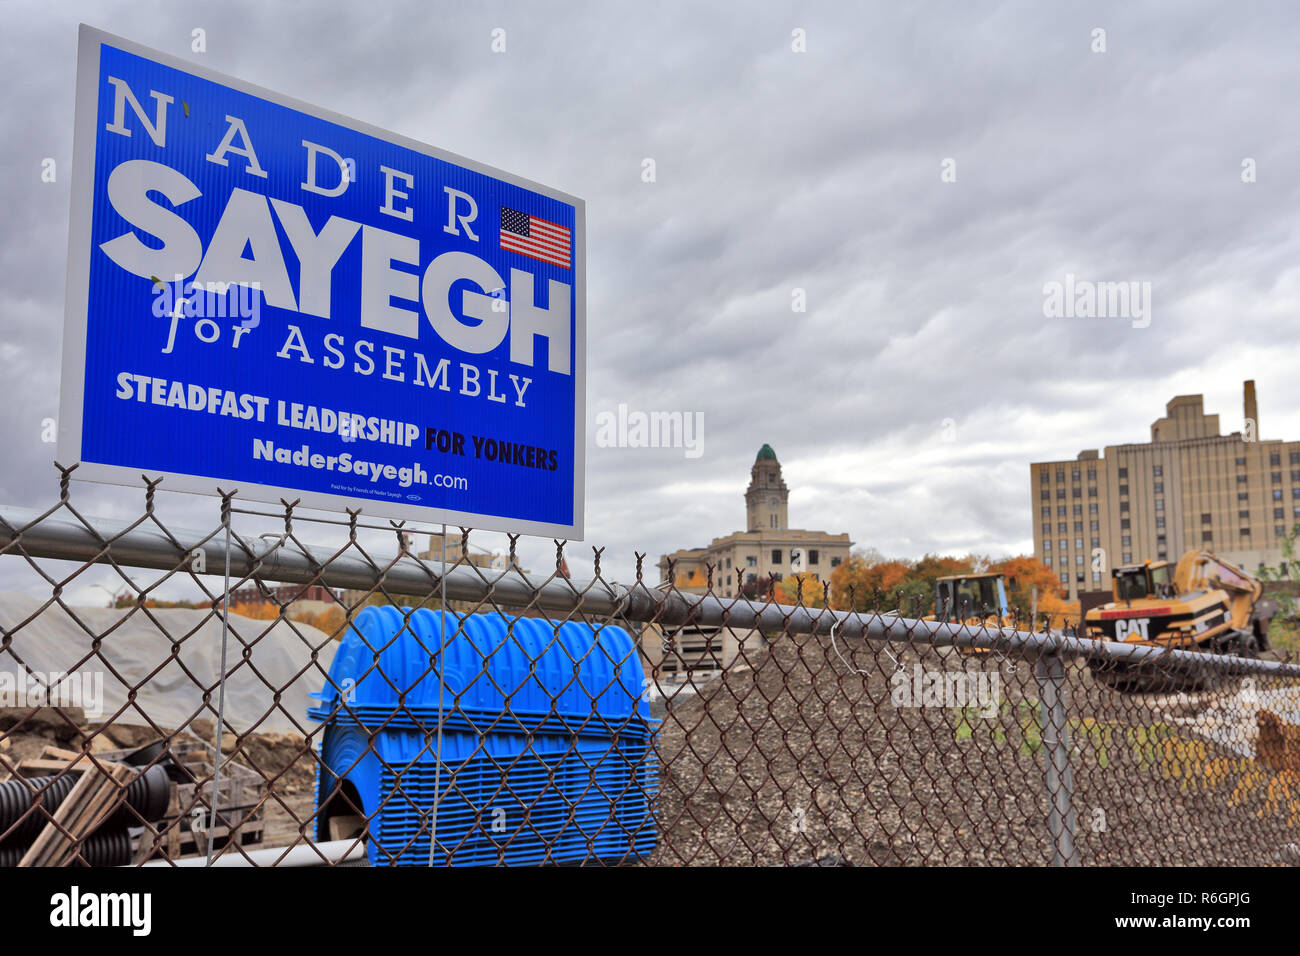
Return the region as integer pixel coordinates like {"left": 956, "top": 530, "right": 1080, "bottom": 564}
{"left": 0, "top": 763, "right": 170, "bottom": 844}
{"left": 0, "top": 827, "right": 133, "bottom": 867}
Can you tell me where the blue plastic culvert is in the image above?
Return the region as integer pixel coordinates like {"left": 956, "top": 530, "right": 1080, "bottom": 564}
{"left": 308, "top": 607, "right": 658, "bottom": 866}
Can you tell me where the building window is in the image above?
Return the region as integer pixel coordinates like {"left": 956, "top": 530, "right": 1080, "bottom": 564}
{"left": 1057, "top": 506, "right": 1067, "bottom": 517}
{"left": 1073, "top": 522, "right": 1083, "bottom": 532}
{"left": 771, "top": 549, "right": 781, "bottom": 564}
{"left": 1059, "top": 539, "right": 1067, "bottom": 552}
{"left": 747, "top": 556, "right": 757, "bottom": 567}
{"left": 1072, "top": 470, "right": 1081, "bottom": 482}
{"left": 1087, "top": 469, "right": 1097, "bottom": 481}
{"left": 1292, "top": 452, "right": 1300, "bottom": 464}
{"left": 1274, "top": 490, "right": 1284, "bottom": 501}
{"left": 809, "top": 550, "right": 819, "bottom": 565}
{"left": 1155, "top": 498, "right": 1164, "bottom": 511}
{"left": 1240, "top": 528, "right": 1251, "bottom": 537}
{"left": 1292, "top": 471, "right": 1300, "bottom": 482}
{"left": 746, "top": 573, "right": 756, "bottom": 583}
{"left": 1273, "top": 473, "right": 1283, "bottom": 484}
{"left": 1121, "top": 536, "right": 1131, "bottom": 546}
{"left": 1153, "top": 465, "right": 1163, "bottom": 477}
{"left": 1121, "top": 519, "right": 1131, "bottom": 529}
{"left": 1045, "top": 556, "right": 1052, "bottom": 567}
{"left": 1238, "top": 509, "right": 1249, "bottom": 519}
{"left": 1044, "top": 540, "right": 1052, "bottom": 550}
{"left": 1075, "top": 538, "right": 1083, "bottom": 549}
{"left": 830, "top": 557, "right": 841, "bottom": 568}
{"left": 1089, "top": 503, "right": 1098, "bottom": 514}
{"left": 1040, "top": 472, "right": 1049, "bottom": 484}
{"left": 1072, "top": 487, "right": 1082, "bottom": 498}
{"left": 726, "top": 558, "right": 731, "bottom": 569}
{"left": 1088, "top": 486, "right": 1097, "bottom": 497}
{"left": 1056, "top": 471, "right": 1065, "bottom": 483}
{"left": 1236, "top": 457, "right": 1247, "bottom": 466}
{"left": 1270, "top": 453, "right": 1282, "bottom": 466}
{"left": 1058, "top": 523, "right": 1067, "bottom": 533}
{"left": 1239, "top": 492, "right": 1250, "bottom": 502}
{"left": 1201, "top": 513, "right": 1212, "bottom": 524}
{"left": 1275, "top": 508, "right": 1285, "bottom": 519}
{"left": 1122, "top": 552, "right": 1132, "bottom": 563}
{"left": 1118, "top": 468, "right": 1128, "bottom": 479}
{"left": 1156, "top": 516, "right": 1165, "bottom": 528}
{"left": 1041, "top": 506, "right": 1050, "bottom": 518}
{"left": 1154, "top": 482, "right": 1164, "bottom": 494}
{"left": 1202, "top": 531, "right": 1213, "bottom": 543}
{"left": 1089, "top": 520, "right": 1099, "bottom": 531}
{"left": 1277, "top": 526, "right": 1287, "bottom": 538}
{"left": 1060, "top": 573, "right": 1068, "bottom": 584}
{"left": 1056, "top": 489, "right": 1066, "bottom": 499}
{"left": 1120, "top": 502, "right": 1129, "bottom": 513}
{"left": 1072, "top": 504, "right": 1082, "bottom": 516}
{"left": 1119, "top": 484, "right": 1129, "bottom": 496}
{"left": 1237, "top": 475, "right": 1248, "bottom": 483}
{"left": 1076, "top": 572, "right": 1085, "bottom": 583}
{"left": 1092, "top": 572, "right": 1102, "bottom": 584}
{"left": 1091, "top": 536, "right": 1100, "bottom": 547}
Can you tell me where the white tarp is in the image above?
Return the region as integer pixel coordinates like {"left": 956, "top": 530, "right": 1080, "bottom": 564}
{"left": 0, "top": 593, "right": 336, "bottom": 734}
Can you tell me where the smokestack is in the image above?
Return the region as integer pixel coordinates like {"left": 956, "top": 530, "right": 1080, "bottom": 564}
{"left": 1244, "top": 380, "right": 1258, "bottom": 439}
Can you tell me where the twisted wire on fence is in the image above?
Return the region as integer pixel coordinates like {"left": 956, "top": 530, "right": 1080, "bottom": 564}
{"left": 0, "top": 467, "right": 1298, "bottom": 866}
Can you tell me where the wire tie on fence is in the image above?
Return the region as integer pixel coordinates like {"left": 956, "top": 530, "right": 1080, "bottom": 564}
{"left": 606, "top": 581, "right": 633, "bottom": 619}
{"left": 830, "top": 615, "right": 880, "bottom": 675}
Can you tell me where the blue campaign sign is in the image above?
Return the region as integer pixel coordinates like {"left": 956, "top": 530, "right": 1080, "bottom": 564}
{"left": 58, "top": 26, "right": 585, "bottom": 538}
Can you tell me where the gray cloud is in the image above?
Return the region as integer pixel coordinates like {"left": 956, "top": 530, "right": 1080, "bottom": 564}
{"left": 3, "top": 0, "right": 1299, "bottom": 599}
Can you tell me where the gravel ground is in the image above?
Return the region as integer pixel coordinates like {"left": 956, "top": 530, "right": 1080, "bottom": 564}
{"left": 646, "top": 632, "right": 1300, "bottom": 866}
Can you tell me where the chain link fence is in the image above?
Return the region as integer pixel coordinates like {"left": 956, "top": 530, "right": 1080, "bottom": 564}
{"left": 1, "top": 468, "right": 1298, "bottom": 867}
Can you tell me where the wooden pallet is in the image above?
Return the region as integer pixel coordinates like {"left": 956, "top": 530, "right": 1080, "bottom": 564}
{"left": 17, "top": 760, "right": 135, "bottom": 867}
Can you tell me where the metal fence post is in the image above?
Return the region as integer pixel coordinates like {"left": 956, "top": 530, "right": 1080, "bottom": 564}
{"left": 1035, "top": 651, "right": 1079, "bottom": 867}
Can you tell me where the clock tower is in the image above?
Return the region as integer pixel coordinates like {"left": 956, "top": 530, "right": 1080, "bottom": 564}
{"left": 745, "top": 444, "right": 789, "bottom": 531}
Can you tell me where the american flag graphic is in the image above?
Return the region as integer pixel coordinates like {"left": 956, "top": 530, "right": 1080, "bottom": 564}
{"left": 500, "top": 206, "right": 571, "bottom": 269}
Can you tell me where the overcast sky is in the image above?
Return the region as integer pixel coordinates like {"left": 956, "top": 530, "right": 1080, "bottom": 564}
{"left": 4, "top": 0, "right": 1300, "bottom": 600}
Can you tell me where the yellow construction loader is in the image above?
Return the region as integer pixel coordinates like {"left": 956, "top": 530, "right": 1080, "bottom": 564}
{"left": 927, "top": 572, "right": 1011, "bottom": 655}
{"left": 1083, "top": 550, "right": 1273, "bottom": 691}
{"left": 932, "top": 572, "right": 1011, "bottom": 628}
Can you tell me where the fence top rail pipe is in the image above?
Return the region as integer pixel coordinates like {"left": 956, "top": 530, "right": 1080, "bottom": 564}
{"left": 3, "top": 504, "right": 1298, "bottom": 680}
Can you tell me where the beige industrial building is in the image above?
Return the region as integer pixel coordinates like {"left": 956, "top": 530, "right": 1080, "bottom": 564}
{"left": 1031, "top": 381, "right": 1300, "bottom": 600}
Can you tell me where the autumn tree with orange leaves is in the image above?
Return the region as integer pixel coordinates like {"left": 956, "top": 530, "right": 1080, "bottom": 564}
{"left": 777, "top": 572, "right": 827, "bottom": 608}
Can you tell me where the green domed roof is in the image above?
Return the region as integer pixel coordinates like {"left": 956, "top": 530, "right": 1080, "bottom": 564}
{"left": 756, "top": 444, "right": 777, "bottom": 462}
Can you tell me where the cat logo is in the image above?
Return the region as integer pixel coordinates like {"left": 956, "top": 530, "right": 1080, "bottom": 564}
{"left": 1115, "top": 617, "right": 1150, "bottom": 641}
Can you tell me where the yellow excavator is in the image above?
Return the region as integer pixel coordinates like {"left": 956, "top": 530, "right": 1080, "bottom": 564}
{"left": 1083, "top": 550, "right": 1273, "bottom": 692}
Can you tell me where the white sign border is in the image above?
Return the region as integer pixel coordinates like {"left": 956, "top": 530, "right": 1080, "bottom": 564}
{"left": 58, "top": 24, "right": 586, "bottom": 540}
